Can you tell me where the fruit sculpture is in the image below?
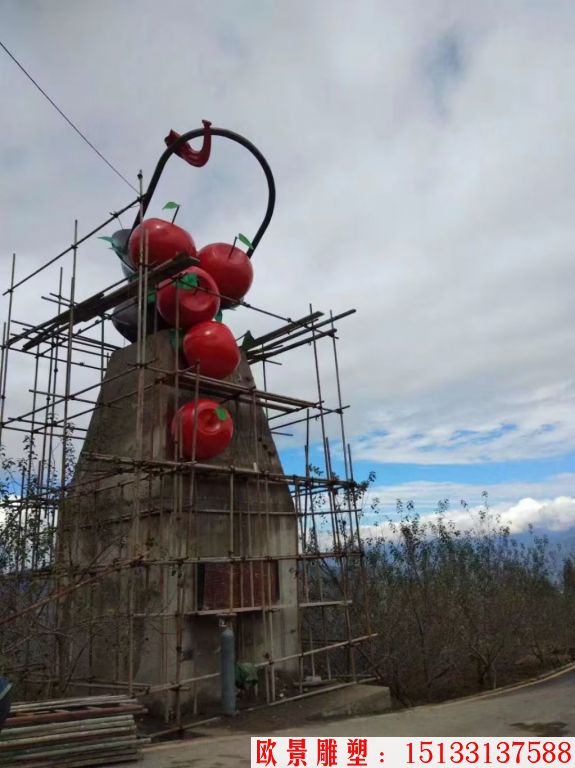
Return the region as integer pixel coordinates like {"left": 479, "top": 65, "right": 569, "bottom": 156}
{"left": 111, "top": 297, "right": 170, "bottom": 343}
{"left": 128, "top": 218, "right": 196, "bottom": 268}
{"left": 106, "top": 122, "right": 274, "bottom": 461}
{"left": 171, "top": 399, "right": 234, "bottom": 460}
{"left": 107, "top": 216, "right": 248, "bottom": 460}
{"left": 182, "top": 321, "right": 240, "bottom": 379}
{"left": 156, "top": 266, "right": 220, "bottom": 328}
{"left": 109, "top": 228, "right": 172, "bottom": 340}
{"left": 197, "top": 242, "right": 253, "bottom": 308}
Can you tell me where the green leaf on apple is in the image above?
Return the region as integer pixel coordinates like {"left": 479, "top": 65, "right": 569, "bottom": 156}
{"left": 100, "top": 234, "right": 127, "bottom": 258}
{"left": 241, "top": 330, "right": 256, "bottom": 351}
{"left": 177, "top": 272, "right": 199, "bottom": 290}
{"left": 147, "top": 289, "right": 156, "bottom": 304}
{"left": 169, "top": 329, "right": 182, "bottom": 349}
{"left": 214, "top": 310, "right": 223, "bottom": 323}
{"left": 215, "top": 406, "right": 228, "bottom": 421}
{"left": 163, "top": 201, "right": 180, "bottom": 210}
{"left": 237, "top": 232, "right": 253, "bottom": 249}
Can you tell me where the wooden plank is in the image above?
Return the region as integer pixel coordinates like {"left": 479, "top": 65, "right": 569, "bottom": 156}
{"left": 5, "top": 705, "right": 143, "bottom": 728}
{"left": 12, "top": 253, "right": 196, "bottom": 351}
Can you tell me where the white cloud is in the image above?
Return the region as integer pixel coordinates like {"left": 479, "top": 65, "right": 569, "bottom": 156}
{"left": 365, "top": 472, "right": 575, "bottom": 506}
{"left": 497, "top": 496, "right": 575, "bottom": 534}
{"left": 351, "top": 384, "right": 575, "bottom": 464}
{"left": 359, "top": 496, "right": 575, "bottom": 540}
{"left": 356, "top": 474, "right": 575, "bottom": 537}
{"left": 0, "top": 0, "right": 574, "bottom": 473}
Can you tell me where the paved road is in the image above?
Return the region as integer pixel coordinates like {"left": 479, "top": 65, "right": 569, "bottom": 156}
{"left": 144, "top": 668, "right": 575, "bottom": 768}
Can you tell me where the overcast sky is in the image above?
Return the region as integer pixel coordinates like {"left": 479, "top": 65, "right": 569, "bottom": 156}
{"left": 1, "top": 1, "right": 574, "bottom": 534}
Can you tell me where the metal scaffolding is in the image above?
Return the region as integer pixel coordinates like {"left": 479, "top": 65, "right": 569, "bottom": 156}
{"left": 0, "top": 127, "right": 376, "bottom": 733}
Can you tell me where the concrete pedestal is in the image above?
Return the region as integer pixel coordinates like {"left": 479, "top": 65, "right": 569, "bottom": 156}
{"left": 58, "top": 331, "right": 299, "bottom": 717}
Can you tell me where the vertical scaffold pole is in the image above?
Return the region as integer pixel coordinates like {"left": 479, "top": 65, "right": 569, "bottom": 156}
{"left": 220, "top": 619, "right": 236, "bottom": 716}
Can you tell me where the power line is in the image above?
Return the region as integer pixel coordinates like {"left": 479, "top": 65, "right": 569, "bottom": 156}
{"left": 0, "top": 39, "right": 138, "bottom": 192}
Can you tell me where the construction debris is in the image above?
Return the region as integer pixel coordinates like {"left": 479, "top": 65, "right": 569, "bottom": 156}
{"left": 0, "top": 695, "right": 148, "bottom": 767}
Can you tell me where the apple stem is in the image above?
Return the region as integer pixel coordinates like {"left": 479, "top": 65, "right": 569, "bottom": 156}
{"left": 171, "top": 205, "right": 180, "bottom": 224}
{"left": 227, "top": 237, "right": 237, "bottom": 260}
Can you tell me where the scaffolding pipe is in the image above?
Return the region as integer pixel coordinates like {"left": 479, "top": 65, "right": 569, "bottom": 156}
{"left": 220, "top": 621, "right": 236, "bottom": 717}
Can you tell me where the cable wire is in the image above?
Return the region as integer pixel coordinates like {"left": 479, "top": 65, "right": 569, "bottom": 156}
{"left": 0, "top": 39, "right": 138, "bottom": 192}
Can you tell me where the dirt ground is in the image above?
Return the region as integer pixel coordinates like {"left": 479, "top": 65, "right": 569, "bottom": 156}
{"left": 142, "top": 666, "right": 575, "bottom": 768}
{"left": 144, "top": 656, "right": 571, "bottom": 744}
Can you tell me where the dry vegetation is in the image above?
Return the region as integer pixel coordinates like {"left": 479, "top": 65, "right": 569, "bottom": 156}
{"left": 2, "top": 447, "right": 575, "bottom": 708}
{"left": 332, "top": 493, "right": 575, "bottom": 705}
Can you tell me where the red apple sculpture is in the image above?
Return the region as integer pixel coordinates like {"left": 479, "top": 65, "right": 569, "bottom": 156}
{"left": 183, "top": 321, "right": 240, "bottom": 379}
{"left": 171, "top": 399, "right": 233, "bottom": 460}
{"left": 128, "top": 218, "right": 196, "bottom": 268}
{"left": 156, "top": 266, "right": 220, "bottom": 328}
{"left": 197, "top": 242, "right": 253, "bottom": 308}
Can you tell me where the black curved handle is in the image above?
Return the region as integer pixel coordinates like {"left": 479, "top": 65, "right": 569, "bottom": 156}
{"left": 130, "top": 126, "right": 276, "bottom": 259}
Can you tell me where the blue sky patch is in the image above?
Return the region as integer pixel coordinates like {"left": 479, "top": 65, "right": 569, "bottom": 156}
{"left": 424, "top": 28, "right": 466, "bottom": 114}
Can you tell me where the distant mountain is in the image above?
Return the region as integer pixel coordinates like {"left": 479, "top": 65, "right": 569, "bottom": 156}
{"left": 511, "top": 528, "right": 575, "bottom": 555}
